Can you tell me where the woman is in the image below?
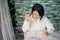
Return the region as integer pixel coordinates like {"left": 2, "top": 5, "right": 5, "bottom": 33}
{"left": 22, "top": 3, "right": 60, "bottom": 40}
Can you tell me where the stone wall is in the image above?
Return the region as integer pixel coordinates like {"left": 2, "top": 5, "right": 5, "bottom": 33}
{"left": 14, "top": 0, "right": 60, "bottom": 31}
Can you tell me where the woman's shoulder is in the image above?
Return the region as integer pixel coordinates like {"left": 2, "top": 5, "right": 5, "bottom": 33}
{"left": 42, "top": 16, "right": 48, "bottom": 20}
{"left": 41, "top": 16, "right": 50, "bottom": 22}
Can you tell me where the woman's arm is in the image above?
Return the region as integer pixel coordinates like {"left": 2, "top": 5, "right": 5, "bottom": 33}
{"left": 22, "top": 14, "right": 31, "bottom": 33}
{"left": 22, "top": 20, "right": 30, "bottom": 32}
{"left": 39, "top": 17, "right": 55, "bottom": 37}
{"left": 45, "top": 17, "right": 55, "bottom": 33}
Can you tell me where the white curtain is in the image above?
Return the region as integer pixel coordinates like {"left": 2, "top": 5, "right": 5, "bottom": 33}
{"left": 0, "top": 0, "right": 16, "bottom": 40}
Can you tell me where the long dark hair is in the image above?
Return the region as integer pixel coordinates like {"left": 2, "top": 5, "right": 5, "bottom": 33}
{"left": 31, "top": 3, "right": 44, "bottom": 20}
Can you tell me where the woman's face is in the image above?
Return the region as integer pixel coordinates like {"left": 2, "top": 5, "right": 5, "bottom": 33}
{"left": 32, "top": 11, "right": 40, "bottom": 19}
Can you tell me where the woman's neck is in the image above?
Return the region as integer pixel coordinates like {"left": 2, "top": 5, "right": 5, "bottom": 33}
{"left": 33, "top": 18, "right": 40, "bottom": 22}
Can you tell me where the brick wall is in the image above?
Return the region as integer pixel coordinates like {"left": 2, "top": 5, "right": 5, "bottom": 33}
{"left": 11, "top": 0, "right": 60, "bottom": 40}
{"left": 14, "top": 0, "right": 60, "bottom": 31}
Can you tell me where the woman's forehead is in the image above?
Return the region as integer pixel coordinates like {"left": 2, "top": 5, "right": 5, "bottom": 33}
{"left": 33, "top": 11, "right": 39, "bottom": 14}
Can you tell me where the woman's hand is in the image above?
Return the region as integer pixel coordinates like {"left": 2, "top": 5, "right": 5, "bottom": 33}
{"left": 36, "top": 31, "right": 48, "bottom": 38}
{"left": 41, "top": 31, "right": 48, "bottom": 37}
{"left": 25, "top": 14, "right": 31, "bottom": 22}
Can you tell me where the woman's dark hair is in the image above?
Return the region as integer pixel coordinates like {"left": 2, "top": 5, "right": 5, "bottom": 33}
{"left": 31, "top": 3, "right": 44, "bottom": 20}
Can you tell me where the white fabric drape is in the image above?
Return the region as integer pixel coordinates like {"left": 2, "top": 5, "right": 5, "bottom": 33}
{"left": 0, "top": 0, "right": 16, "bottom": 40}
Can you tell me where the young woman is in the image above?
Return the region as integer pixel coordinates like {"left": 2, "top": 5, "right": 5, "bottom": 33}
{"left": 22, "top": 3, "right": 60, "bottom": 40}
